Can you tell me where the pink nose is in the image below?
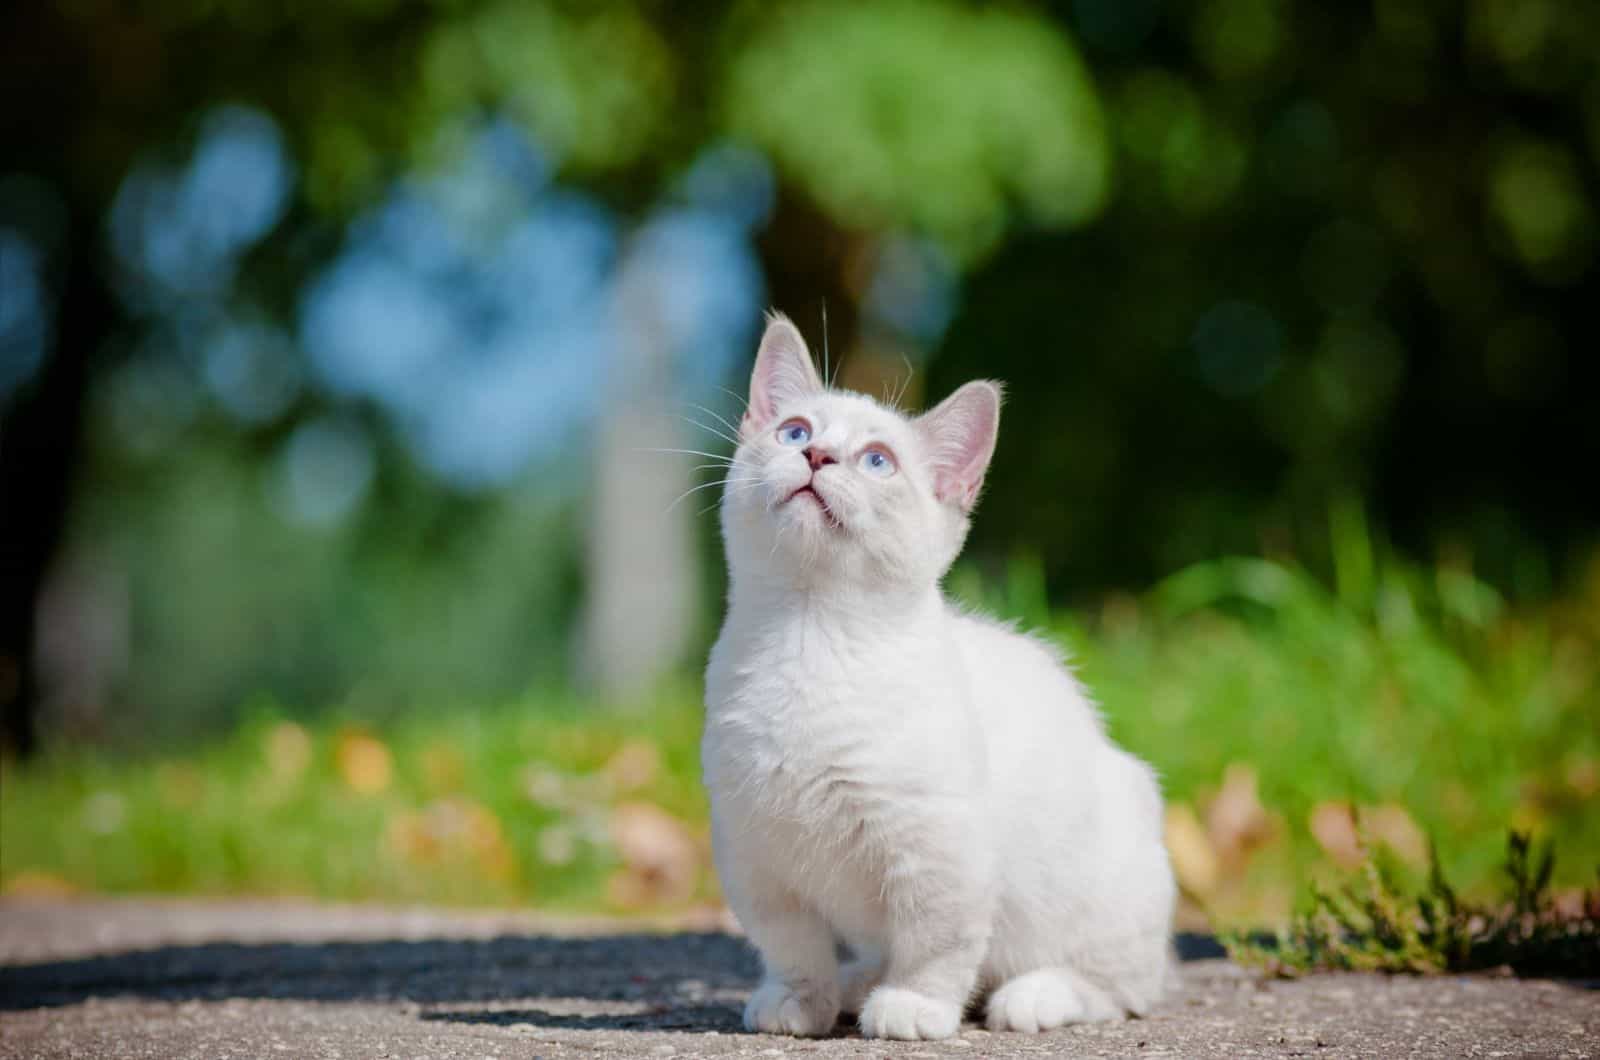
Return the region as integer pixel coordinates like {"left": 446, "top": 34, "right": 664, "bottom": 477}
{"left": 803, "top": 446, "right": 837, "bottom": 471}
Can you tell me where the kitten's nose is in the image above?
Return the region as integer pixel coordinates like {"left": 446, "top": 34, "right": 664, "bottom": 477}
{"left": 803, "top": 446, "right": 837, "bottom": 471}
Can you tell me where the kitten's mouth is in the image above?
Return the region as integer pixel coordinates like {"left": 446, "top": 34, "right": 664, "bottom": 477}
{"left": 786, "top": 483, "right": 841, "bottom": 528}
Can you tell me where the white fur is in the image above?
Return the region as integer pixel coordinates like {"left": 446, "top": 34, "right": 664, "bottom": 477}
{"left": 703, "top": 313, "right": 1175, "bottom": 1041}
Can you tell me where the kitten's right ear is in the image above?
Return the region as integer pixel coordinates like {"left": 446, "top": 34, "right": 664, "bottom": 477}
{"left": 743, "top": 312, "right": 822, "bottom": 437}
{"left": 917, "top": 380, "right": 1002, "bottom": 513}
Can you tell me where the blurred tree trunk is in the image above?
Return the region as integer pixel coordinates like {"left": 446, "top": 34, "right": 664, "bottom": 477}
{"left": 0, "top": 222, "right": 105, "bottom": 757}
{"left": 0, "top": 2, "right": 122, "bottom": 757}
{"left": 580, "top": 244, "right": 701, "bottom": 701}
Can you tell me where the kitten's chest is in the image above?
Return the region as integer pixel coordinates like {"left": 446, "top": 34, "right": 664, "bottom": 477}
{"left": 702, "top": 617, "right": 974, "bottom": 812}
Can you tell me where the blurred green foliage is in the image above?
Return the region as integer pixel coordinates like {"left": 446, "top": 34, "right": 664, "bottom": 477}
{"left": 5, "top": 541, "right": 1596, "bottom": 919}
{"left": 725, "top": 1, "right": 1110, "bottom": 258}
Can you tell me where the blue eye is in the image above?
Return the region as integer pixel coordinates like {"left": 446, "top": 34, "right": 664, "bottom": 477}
{"left": 777, "top": 419, "right": 811, "bottom": 446}
{"left": 859, "top": 447, "right": 896, "bottom": 478}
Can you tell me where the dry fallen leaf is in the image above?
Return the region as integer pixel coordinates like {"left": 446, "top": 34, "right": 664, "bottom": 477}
{"left": 387, "top": 797, "right": 514, "bottom": 880}
{"left": 1164, "top": 802, "right": 1219, "bottom": 898}
{"left": 607, "top": 801, "right": 700, "bottom": 908}
{"left": 1365, "top": 803, "right": 1428, "bottom": 867}
{"left": 335, "top": 730, "right": 393, "bottom": 795}
{"left": 1205, "top": 762, "right": 1277, "bottom": 871}
{"left": 1, "top": 871, "right": 80, "bottom": 899}
{"left": 1309, "top": 801, "right": 1364, "bottom": 868}
{"left": 387, "top": 810, "right": 435, "bottom": 864}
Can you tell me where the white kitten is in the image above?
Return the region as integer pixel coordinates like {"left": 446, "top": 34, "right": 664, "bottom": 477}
{"left": 702, "top": 314, "right": 1175, "bottom": 1041}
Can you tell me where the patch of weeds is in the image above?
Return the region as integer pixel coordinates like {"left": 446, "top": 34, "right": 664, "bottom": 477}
{"left": 1223, "top": 832, "right": 1599, "bottom": 977}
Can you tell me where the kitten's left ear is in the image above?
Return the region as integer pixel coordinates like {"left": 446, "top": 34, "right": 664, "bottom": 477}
{"left": 916, "top": 380, "right": 1002, "bottom": 513}
{"left": 743, "top": 312, "right": 823, "bottom": 436}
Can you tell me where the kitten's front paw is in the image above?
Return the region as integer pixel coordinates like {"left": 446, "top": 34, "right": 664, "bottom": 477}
{"left": 858, "top": 986, "right": 960, "bottom": 1040}
{"left": 743, "top": 980, "right": 839, "bottom": 1037}
{"left": 986, "top": 969, "right": 1121, "bottom": 1033}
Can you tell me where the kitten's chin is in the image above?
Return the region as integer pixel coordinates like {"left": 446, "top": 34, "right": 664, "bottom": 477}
{"left": 783, "top": 483, "right": 842, "bottom": 530}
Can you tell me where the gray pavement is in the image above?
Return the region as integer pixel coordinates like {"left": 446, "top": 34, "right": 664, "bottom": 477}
{"left": 0, "top": 899, "right": 1593, "bottom": 1058}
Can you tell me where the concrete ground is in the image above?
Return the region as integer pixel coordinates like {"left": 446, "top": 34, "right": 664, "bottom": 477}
{"left": 0, "top": 899, "right": 1593, "bottom": 1058}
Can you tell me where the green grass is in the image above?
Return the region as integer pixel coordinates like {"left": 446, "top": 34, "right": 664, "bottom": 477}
{"left": 0, "top": 689, "right": 710, "bottom": 911}
{"left": 951, "top": 545, "right": 1599, "bottom": 924}
{"left": 1223, "top": 832, "right": 1598, "bottom": 976}
{"left": 4, "top": 536, "right": 1598, "bottom": 921}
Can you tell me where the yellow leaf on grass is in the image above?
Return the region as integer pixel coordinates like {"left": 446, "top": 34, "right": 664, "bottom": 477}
{"left": 607, "top": 801, "right": 700, "bottom": 908}
{"left": 336, "top": 730, "right": 393, "bottom": 795}
{"left": 1309, "top": 802, "right": 1363, "bottom": 868}
{"left": 1366, "top": 803, "right": 1427, "bottom": 867}
{"left": 1164, "top": 803, "right": 1219, "bottom": 898}
{"left": 2, "top": 871, "right": 80, "bottom": 898}
{"left": 1205, "top": 763, "right": 1277, "bottom": 871}
{"left": 386, "top": 797, "right": 514, "bottom": 880}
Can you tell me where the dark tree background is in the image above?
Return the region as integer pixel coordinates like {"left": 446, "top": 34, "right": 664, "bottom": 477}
{"left": 2, "top": 0, "right": 1596, "bottom": 753}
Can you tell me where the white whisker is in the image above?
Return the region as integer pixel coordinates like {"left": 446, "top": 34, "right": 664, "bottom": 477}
{"left": 890, "top": 353, "right": 915, "bottom": 409}
{"left": 663, "top": 480, "right": 722, "bottom": 514}
{"left": 679, "top": 415, "right": 741, "bottom": 449}
{"left": 634, "top": 447, "right": 736, "bottom": 463}
{"left": 716, "top": 385, "right": 751, "bottom": 413}
{"left": 689, "top": 402, "right": 743, "bottom": 440}
{"left": 820, "top": 299, "right": 831, "bottom": 390}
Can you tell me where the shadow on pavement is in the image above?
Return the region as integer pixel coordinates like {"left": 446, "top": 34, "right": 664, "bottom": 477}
{"left": 0, "top": 931, "right": 1231, "bottom": 1033}
{"left": 0, "top": 933, "right": 757, "bottom": 1011}
{"left": 421, "top": 1002, "right": 749, "bottom": 1033}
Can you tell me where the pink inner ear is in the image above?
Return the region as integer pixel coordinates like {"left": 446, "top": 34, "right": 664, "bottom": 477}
{"left": 918, "top": 382, "right": 1001, "bottom": 513}
{"left": 746, "top": 314, "right": 821, "bottom": 433}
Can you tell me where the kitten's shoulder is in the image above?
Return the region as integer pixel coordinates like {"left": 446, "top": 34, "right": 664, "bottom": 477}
{"left": 944, "top": 599, "right": 1071, "bottom": 667}
{"left": 944, "top": 599, "right": 1104, "bottom": 729}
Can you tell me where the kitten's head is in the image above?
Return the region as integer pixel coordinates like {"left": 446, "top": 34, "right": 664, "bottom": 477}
{"left": 720, "top": 312, "right": 1001, "bottom": 592}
